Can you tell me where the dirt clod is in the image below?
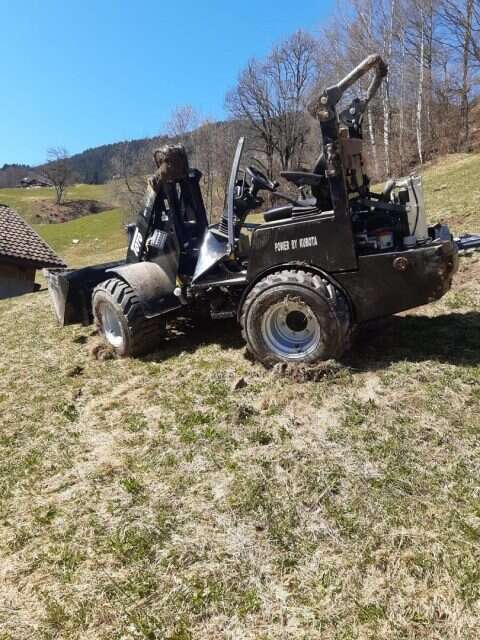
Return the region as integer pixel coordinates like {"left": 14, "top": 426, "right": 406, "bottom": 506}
{"left": 73, "top": 388, "right": 83, "bottom": 400}
{"left": 89, "top": 340, "right": 116, "bottom": 361}
{"left": 66, "top": 365, "right": 84, "bottom": 377}
{"left": 234, "top": 403, "right": 257, "bottom": 424}
{"left": 272, "top": 359, "right": 345, "bottom": 382}
{"left": 231, "top": 377, "right": 247, "bottom": 391}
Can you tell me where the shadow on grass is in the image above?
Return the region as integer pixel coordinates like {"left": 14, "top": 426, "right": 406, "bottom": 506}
{"left": 142, "top": 316, "right": 245, "bottom": 363}
{"left": 143, "top": 311, "right": 480, "bottom": 370}
{"left": 344, "top": 311, "right": 480, "bottom": 370}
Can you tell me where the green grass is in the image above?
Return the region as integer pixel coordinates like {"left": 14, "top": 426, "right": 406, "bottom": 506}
{"left": 0, "top": 181, "right": 128, "bottom": 267}
{"left": 34, "top": 208, "right": 127, "bottom": 263}
{"left": 1, "top": 153, "right": 480, "bottom": 638}
{"left": 0, "top": 183, "right": 110, "bottom": 223}
{"left": 423, "top": 153, "right": 480, "bottom": 232}
{"left": 0, "top": 181, "right": 126, "bottom": 266}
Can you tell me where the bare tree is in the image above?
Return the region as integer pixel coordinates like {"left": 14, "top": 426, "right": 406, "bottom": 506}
{"left": 439, "top": 0, "right": 477, "bottom": 148}
{"left": 462, "top": 0, "right": 475, "bottom": 146}
{"left": 165, "top": 104, "right": 199, "bottom": 138}
{"left": 165, "top": 105, "right": 219, "bottom": 216}
{"left": 440, "top": 0, "right": 480, "bottom": 63}
{"left": 350, "top": 0, "right": 383, "bottom": 176}
{"left": 42, "top": 147, "right": 72, "bottom": 204}
{"left": 108, "top": 0, "right": 480, "bottom": 213}
{"left": 416, "top": 4, "right": 427, "bottom": 164}
{"left": 267, "top": 31, "right": 318, "bottom": 169}
{"left": 226, "top": 30, "right": 318, "bottom": 177}
{"left": 382, "top": 0, "right": 397, "bottom": 175}
{"left": 165, "top": 104, "right": 200, "bottom": 165}
{"left": 315, "top": 0, "right": 480, "bottom": 175}
{"left": 398, "top": 22, "right": 408, "bottom": 172}
{"left": 107, "top": 136, "right": 161, "bottom": 222}
{"left": 226, "top": 59, "right": 277, "bottom": 177}
{"left": 195, "top": 120, "right": 217, "bottom": 215}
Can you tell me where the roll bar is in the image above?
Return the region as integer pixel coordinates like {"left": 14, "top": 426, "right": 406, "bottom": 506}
{"left": 226, "top": 137, "right": 245, "bottom": 248}
{"left": 308, "top": 54, "right": 388, "bottom": 121}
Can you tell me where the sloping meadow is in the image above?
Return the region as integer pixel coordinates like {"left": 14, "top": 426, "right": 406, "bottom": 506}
{"left": 1, "top": 256, "right": 480, "bottom": 639}
{"left": 1, "top": 153, "right": 480, "bottom": 638}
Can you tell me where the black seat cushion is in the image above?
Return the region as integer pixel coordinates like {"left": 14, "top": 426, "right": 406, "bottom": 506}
{"left": 264, "top": 204, "right": 320, "bottom": 223}
{"left": 264, "top": 205, "right": 293, "bottom": 223}
{"left": 280, "top": 171, "right": 325, "bottom": 187}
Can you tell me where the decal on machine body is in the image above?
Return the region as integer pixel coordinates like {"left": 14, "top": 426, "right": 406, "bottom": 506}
{"left": 274, "top": 235, "right": 319, "bottom": 253}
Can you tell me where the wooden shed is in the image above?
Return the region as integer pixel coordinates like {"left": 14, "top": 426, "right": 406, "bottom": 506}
{"left": 0, "top": 204, "right": 65, "bottom": 300}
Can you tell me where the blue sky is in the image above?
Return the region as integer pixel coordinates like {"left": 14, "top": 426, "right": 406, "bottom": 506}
{"left": 0, "top": 0, "right": 334, "bottom": 167}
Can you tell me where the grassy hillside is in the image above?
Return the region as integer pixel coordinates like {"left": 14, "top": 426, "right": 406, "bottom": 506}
{"left": 1, "top": 154, "right": 480, "bottom": 639}
{"left": 35, "top": 209, "right": 127, "bottom": 263}
{"left": 0, "top": 183, "right": 111, "bottom": 224}
{"left": 0, "top": 182, "right": 127, "bottom": 267}
{"left": 423, "top": 153, "right": 480, "bottom": 233}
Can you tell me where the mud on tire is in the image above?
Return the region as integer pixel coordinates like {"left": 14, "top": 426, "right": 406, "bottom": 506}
{"left": 240, "top": 269, "right": 352, "bottom": 367}
{"left": 92, "top": 278, "right": 166, "bottom": 357}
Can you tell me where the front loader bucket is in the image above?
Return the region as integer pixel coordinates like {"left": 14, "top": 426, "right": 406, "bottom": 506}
{"left": 45, "top": 268, "right": 74, "bottom": 326}
{"left": 44, "top": 261, "right": 124, "bottom": 326}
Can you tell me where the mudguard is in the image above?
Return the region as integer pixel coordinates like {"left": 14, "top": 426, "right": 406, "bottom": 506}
{"left": 106, "top": 261, "right": 181, "bottom": 318}
{"left": 46, "top": 259, "right": 181, "bottom": 327}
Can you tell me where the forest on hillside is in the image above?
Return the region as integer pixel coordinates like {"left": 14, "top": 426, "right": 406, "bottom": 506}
{"left": 1, "top": 0, "right": 478, "bottom": 203}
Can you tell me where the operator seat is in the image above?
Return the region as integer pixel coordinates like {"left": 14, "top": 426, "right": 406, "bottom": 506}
{"left": 280, "top": 153, "right": 332, "bottom": 212}
{"left": 262, "top": 154, "right": 332, "bottom": 224}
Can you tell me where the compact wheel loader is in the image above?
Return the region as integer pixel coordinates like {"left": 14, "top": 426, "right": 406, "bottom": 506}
{"left": 45, "top": 55, "right": 479, "bottom": 366}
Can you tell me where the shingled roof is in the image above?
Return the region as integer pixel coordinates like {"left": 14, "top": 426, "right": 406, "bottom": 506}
{"left": 0, "top": 204, "right": 66, "bottom": 269}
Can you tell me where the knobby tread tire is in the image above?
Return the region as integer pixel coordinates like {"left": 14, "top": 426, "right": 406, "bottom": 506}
{"left": 92, "top": 278, "right": 166, "bottom": 357}
{"left": 239, "top": 269, "right": 352, "bottom": 367}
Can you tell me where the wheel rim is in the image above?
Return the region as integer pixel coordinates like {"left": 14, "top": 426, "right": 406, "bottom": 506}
{"left": 261, "top": 299, "right": 321, "bottom": 360}
{"left": 100, "top": 304, "right": 124, "bottom": 349}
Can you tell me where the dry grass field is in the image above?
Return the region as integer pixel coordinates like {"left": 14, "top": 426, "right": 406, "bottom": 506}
{"left": 1, "top": 154, "right": 480, "bottom": 639}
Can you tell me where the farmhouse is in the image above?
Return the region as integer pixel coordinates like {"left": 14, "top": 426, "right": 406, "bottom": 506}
{"left": 0, "top": 204, "right": 65, "bottom": 299}
{"left": 19, "top": 176, "right": 51, "bottom": 188}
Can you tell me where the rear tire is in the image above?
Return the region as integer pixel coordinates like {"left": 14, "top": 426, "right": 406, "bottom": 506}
{"left": 92, "top": 278, "right": 166, "bottom": 357}
{"left": 240, "top": 269, "right": 351, "bottom": 367}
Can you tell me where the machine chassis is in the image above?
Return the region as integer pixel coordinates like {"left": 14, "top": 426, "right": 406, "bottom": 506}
{"left": 45, "top": 54, "right": 464, "bottom": 364}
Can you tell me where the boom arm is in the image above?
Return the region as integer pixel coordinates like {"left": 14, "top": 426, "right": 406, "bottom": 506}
{"left": 308, "top": 54, "right": 388, "bottom": 123}
{"left": 304, "top": 55, "right": 388, "bottom": 271}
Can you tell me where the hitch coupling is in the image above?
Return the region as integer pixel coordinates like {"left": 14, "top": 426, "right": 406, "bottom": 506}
{"left": 455, "top": 234, "right": 480, "bottom": 252}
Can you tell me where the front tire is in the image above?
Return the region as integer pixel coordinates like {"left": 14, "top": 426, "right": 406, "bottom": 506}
{"left": 240, "top": 270, "right": 351, "bottom": 367}
{"left": 92, "top": 278, "right": 166, "bottom": 357}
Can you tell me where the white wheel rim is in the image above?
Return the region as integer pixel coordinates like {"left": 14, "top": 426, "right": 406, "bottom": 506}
{"left": 100, "top": 304, "right": 124, "bottom": 348}
{"left": 261, "top": 299, "right": 321, "bottom": 360}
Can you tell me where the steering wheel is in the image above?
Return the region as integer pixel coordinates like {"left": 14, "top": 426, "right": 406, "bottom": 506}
{"left": 246, "top": 165, "right": 276, "bottom": 191}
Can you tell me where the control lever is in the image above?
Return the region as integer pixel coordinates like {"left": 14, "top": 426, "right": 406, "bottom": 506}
{"left": 247, "top": 165, "right": 278, "bottom": 195}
